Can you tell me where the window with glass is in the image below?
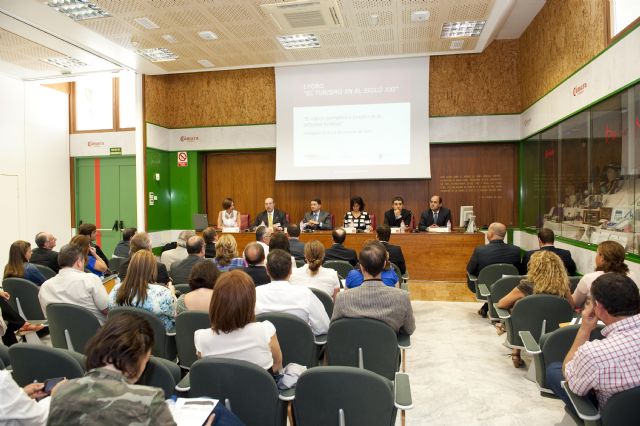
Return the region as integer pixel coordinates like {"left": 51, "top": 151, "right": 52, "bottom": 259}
{"left": 609, "top": 0, "right": 640, "bottom": 40}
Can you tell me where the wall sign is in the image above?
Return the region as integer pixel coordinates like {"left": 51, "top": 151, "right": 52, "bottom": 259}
{"left": 177, "top": 151, "right": 188, "bottom": 167}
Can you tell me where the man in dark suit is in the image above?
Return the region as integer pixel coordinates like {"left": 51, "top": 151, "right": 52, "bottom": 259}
{"left": 170, "top": 236, "right": 206, "bottom": 284}
{"left": 466, "top": 222, "right": 522, "bottom": 317}
{"left": 119, "top": 232, "right": 170, "bottom": 284}
{"left": 288, "top": 224, "right": 305, "bottom": 262}
{"left": 30, "top": 232, "right": 60, "bottom": 273}
{"left": 302, "top": 198, "right": 332, "bottom": 230}
{"left": 383, "top": 196, "right": 412, "bottom": 228}
{"left": 253, "top": 197, "right": 288, "bottom": 231}
{"left": 202, "top": 227, "right": 217, "bottom": 259}
{"left": 242, "top": 242, "right": 271, "bottom": 286}
{"left": 376, "top": 225, "right": 406, "bottom": 275}
{"left": 418, "top": 195, "right": 452, "bottom": 231}
{"left": 522, "top": 228, "right": 576, "bottom": 275}
{"left": 325, "top": 228, "right": 358, "bottom": 266}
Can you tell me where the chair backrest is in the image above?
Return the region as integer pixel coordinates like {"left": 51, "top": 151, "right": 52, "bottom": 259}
{"left": 389, "top": 263, "right": 402, "bottom": 282}
{"left": 190, "top": 357, "right": 286, "bottom": 426}
{"left": 108, "top": 306, "right": 177, "bottom": 360}
{"left": 508, "top": 295, "right": 574, "bottom": 347}
{"left": 568, "top": 276, "right": 580, "bottom": 293}
{"left": 257, "top": 312, "right": 316, "bottom": 367}
{"left": 109, "top": 257, "right": 124, "bottom": 273}
{"left": 601, "top": 385, "right": 640, "bottom": 425}
{"left": 0, "top": 344, "right": 9, "bottom": 370}
{"left": 285, "top": 213, "right": 290, "bottom": 224}
{"left": 370, "top": 213, "right": 377, "bottom": 231}
{"left": 327, "top": 318, "right": 399, "bottom": 381}
{"left": 32, "top": 263, "right": 56, "bottom": 280}
{"left": 137, "top": 356, "right": 181, "bottom": 399}
{"left": 295, "top": 259, "right": 306, "bottom": 268}
{"left": 8, "top": 343, "right": 86, "bottom": 387}
{"left": 478, "top": 263, "right": 520, "bottom": 286}
{"left": 46, "top": 303, "right": 101, "bottom": 354}
{"left": 2, "top": 277, "right": 45, "bottom": 320}
{"left": 309, "top": 287, "right": 333, "bottom": 317}
{"left": 175, "top": 311, "right": 210, "bottom": 368}
{"left": 240, "top": 214, "right": 250, "bottom": 230}
{"left": 173, "top": 283, "right": 191, "bottom": 296}
{"left": 294, "top": 366, "right": 396, "bottom": 426}
{"left": 409, "top": 213, "right": 415, "bottom": 230}
{"left": 323, "top": 260, "right": 353, "bottom": 279}
{"left": 487, "top": 275, "right": 524, "bottom": 320}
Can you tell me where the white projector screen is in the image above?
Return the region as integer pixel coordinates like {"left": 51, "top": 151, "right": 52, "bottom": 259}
{"left": 275, "top": 57, "right": 430, "bottom": 181}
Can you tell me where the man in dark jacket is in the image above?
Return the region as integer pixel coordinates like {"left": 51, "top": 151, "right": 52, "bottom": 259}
{"left": 325, "top": 228, "right": 358, "bottom": 266}
{"left": 522, "top": 228, "right": 576, "bottom": 275}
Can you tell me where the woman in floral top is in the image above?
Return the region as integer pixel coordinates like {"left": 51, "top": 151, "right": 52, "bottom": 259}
{"left": 108, "top": 250, "right": 177, "bottom": 331}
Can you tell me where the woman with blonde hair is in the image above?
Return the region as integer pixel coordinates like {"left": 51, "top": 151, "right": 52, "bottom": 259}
{"left": 213, "top": 234, "right": 245, "bottom": 272}
{"left": 69, "top": 234, "right": 108, "bottom": 278}
{"left": 290, "top": 240, "right": 340, "bottom": 299}
{"left": 3, "top": 240, "right": 46, "bottom": 285}
{"left": 497, "top": 250, "right": 573, "bottom": 367}
{"left": 108, "top": 250, "right": 177, "bottom": 331}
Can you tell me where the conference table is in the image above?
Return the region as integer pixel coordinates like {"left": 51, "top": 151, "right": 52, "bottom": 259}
{"left": 224, "top": 230, "right": 485, "bottom": 281}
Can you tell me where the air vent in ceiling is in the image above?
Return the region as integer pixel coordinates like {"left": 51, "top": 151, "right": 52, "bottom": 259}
{"left": 260, "top": 0, "right": 344, "bottom": 31}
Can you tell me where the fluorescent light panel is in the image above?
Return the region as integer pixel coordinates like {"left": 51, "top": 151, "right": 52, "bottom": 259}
{"left": 161, "top": 34, "right": 178, "bottom": 43}
{"left": 198, "top": 31, "right": 218, "bottom": 41}
{"left": 197, "top": 59, "right": 214, "bottom": 68}
{"left": 41, "top": 56, "right": 88, "bottom": 69}
{"left": 47, "top": 0, "right": 110, "bottom": 21}
{"left": 134, "top": 17, "right": 160, "bottom": 29}
{"left": 450, "top": 40, "right": 464, "bottom": 49}
{"left": 137, "top": 48, "right": 178, "bottom": 62}
{"left": 277, "top": 33, "right": 320, "bottom": 50}
{"left": 441, "top": 20, "right": 486, "bottom": 38}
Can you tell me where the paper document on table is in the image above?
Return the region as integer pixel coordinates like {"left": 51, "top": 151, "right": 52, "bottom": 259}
{"left": 169, "top": 397, "right": 218, "bottom": 426}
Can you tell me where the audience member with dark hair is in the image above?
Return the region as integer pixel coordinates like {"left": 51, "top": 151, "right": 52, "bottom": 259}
{"left": 170, "top": 235, "right": 205, "bottom": 284}
{"left": 113, "top": 227, "right": 136, "bottom": 258}
{"left": 195, "top": 270, "right": 283, "bottom": 373}
{"left": 3, "top": 240, "right": 46, "bottom": 285}
{"left": 376, "top": 224, "right": 406, "bottom": 275}
{"left": 242, "top": 242, "right": 271, "bottom": 286}
{"left": 202, "top": 227, "right": 218, "bottom": 258}
{"left": 176, "top": 260, "right": 220, "bottom": 314}
{"left": 344, "top": 195, "right": 371, "bottom": 231}
{"left": 287, "top": 224, "right": 306, "bottom": 262}
{"left": 118, "top": 232, "right": 170, "bottom": 284}
{"left": 290, "top": 240, "right": 340, "bottom": 299}
{"left": 217, "top": 197, "right": 240, "bottom": 228}
{"left": 77, "top": 223, "right": 109, "bottom": 266}
{"left": 70, "top": 234, "right": 108, "bottom": 278}
{"left": 30, "top": 231, "right": 60, "bottom": 273}
{"left": 521, "top": 228, "right": 576, "bottom": 275}
{"left": 324, "top": 228, "right": 358, "bottom": 266}
{"left": 213, "top": 234, "right": 246, "bottom": 272}
{"left": 344, "top": 239, "right": 399, "bottom": 289}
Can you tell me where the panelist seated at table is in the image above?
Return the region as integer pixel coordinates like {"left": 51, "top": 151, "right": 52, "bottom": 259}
{"left": 418, "top": 195, "right": 452, "bottom": 231}
{"left": 383, "top": 196, "right": 412, "bottom": 228}
{"left": 343, "top": 195, "right": 371, "bottom": 231}
{"left": 253, "top": 197, "right": 288, "bottom": 231}
{"left": 217, "top": 197, "right": 240, "bottom": 228}
{"left": 302, "top": 198, "right": 332, "bottom": 230}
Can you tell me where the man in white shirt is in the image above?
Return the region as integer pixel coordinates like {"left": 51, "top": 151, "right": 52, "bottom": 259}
{"left": 160, "top": 230, "right": 194, "bottom": 271}
{"left": 38, "top": 244, "right": 109, "bottom": 324}
{"left": 256, "top": 249, "right": 330, "bottom": 336}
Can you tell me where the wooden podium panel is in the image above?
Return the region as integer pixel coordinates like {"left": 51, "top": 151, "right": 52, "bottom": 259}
{"left": 220, "top": 231, "right": 485, "bottom": 281}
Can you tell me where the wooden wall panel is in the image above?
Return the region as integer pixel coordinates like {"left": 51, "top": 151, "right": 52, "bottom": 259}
{"left": 429, "top": 39, "right": 520, "bottom": 116}
{"left": 519, "top": 0, "right": 607, "bottom": 110}
{"left": 144, "top": 75, "right": 169, "bottom": 126}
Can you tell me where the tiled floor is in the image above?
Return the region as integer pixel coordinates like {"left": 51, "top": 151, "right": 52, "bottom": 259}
{"left": 408, "top": 280, "right": 477, "bottom": 302}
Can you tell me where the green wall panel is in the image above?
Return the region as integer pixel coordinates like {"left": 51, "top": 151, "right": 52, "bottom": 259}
{"left": 169, "top": 151, "right": 201, "bottom": 229}
{"left": 146, "top": 148, "right": 171, "bottom": 231}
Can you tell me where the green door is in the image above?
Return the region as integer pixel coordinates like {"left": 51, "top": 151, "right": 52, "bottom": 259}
{"left": 75, "top": 157, "right": 137, "bottom": 258}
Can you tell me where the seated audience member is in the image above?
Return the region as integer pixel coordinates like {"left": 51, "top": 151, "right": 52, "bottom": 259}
{"left": 203, "top": 226, "right": 217, "bottom": 258}
{"left": 497, "top": 250, "right": 573, "bottom": 368}
{"left": 522, "top": 228, "right": 576, "bottom": 275}
{"left": 39, "top": 244, "right": 109, "bottom": 324}
{"left": 118, "top": 232, "right": 170, "bottom": 285}
{"left": 383, "top": 196, "right": 412, "bottom": 228}
{"left": 176, "top": 260, "right": 220, "bottom": 315}
{"left": 302, "top": 198, "right": 332, "bottom": 230}
{"left": 332, "top": 241, "right": 415, "bottom": 335}
{"left": 345, "top": 264, "right": 399, "bottom": 289}
{"left": 3, "top": 240, "right": 46, "bottom": 285}
{"left": 77, "top": 223, "right": 109, "bottom": 266}
{"left": 343, "top": 195, "right": 371, "bottom": 231}
{"left": 466, "top": 222, "right": 522, "bottom": 318}
{"left": 108, "top": 251, "right": 177, "bottom": 331}
{"left": 47, "top": 314, "right": 176, "bottom": 425}
{"left": 70, "top": 235, "right": 108, "bottom": 278}
{"left": 376, "top": 224, "right": 406, "bottom": 275}
{"left": 30, "top": 232, "right": 60, "bottom": 273}
{"left": 242, "top": 242, "right": 271, "bottom": 286}
{"left": 195, "top": 270, "right": 283, "bottom": 373}
{"left": 256, "top": 249, "right": 330, "bottom": 336}
{"left": 0, "top": 289, "right": 44, "bottom": 346}
{"left": 573, "top": 240, "right": 639, "bottom": 309}
{"left": 324, "top": 228, "right": 358, "bottom": 266}
{"left": 170, "top": 236, "right": 205, "bottom": 284}
{"left": 253, "top": 197, "right": 288, "bottom": 231}
{"left": 255, "top": 225, "right": 272, "bottom": 258}
{"left": 112, "top": 227, "right": 136, "bottom": 258}
{"left": 290, "top": 240, "right": 340, "bottom": 299}
{"left": 160, "top": 230, "right": 194, "bottom": 272}
{"left": 287, "top": 224, "right": 306, "bottom": 262}
{"left": 212, "top": 234, "right": 246, "bottom": 272}
{"left": 268, "top": 231, "right": 297, "bottom": 268}
{"left": 217, "top": 197, "right": 240, "bottom": 228}
{"left": 546, "top": 273, "right": 640, "bottom": 411}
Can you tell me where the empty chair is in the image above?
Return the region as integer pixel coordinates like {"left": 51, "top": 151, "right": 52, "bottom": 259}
{"left": 173, "top": 283, "right": 191, "bottom": 296}
{"left": 189, "top": 357, "right": 288, "bottom": 426}
{"left": 46, "top": 303, "right": 101, "bottom": 354}
{"left": 137, "top": 356, "right": 181, "bottom": 399}
{"left": 240, "top": 214, "right": 250, "bottom": 230}
{"left": 473, "top": 263, "right": 520, "bottom": 302}
{"left": 257, "top": 312, "right": 318, "bottom": 367}
{"left": 323, "top": 260, "right": 353, "bottom": 280}
{"left": 108, "top": 306, "right": 177, "bottom": 360}
{"left": 175, "top": 310, "right": 210, "bottom": 369}
{"left": 9, "top": 343, "right": 85, "bottom": 387}
{"left": 309, "top": 287, "right": 334, "bottom": 318}
{"left": 32, "top": 264, "right": 56, "bottom": 280}
{"left": 486, "top": 275, "right": 524, "bottom": 322}
{"left": 562, "top": 382, "right": 640, "bottom": 426}
{"left": 2, "top": 278, "right": 46, "bottom": 322}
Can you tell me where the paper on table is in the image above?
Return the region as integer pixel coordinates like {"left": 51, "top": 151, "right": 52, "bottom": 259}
{"left": 169, "top": 397, "right": 218, "bottom": 426}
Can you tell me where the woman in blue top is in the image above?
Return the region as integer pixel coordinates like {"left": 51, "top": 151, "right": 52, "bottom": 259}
{"left": 212, "top": 234, "right": 246, "bottom": 272}
{"left": 70, "top": 235, "right": 108, "bottom": 278}
{"left": 3, "top": 240, "right": 46, "bottom": 285}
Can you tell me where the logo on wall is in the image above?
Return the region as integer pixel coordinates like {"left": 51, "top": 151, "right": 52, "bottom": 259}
{"left": 177, "top": 151, "right": 188, "bottom": 167}
{"left": 572, "top": 82, "right": 587, "bottom": 96}
{"left": 180, "top": 136, "right": 199, "bottom": 142}
{"left": 87, "top": 141, "right": 105, "bottom": 147}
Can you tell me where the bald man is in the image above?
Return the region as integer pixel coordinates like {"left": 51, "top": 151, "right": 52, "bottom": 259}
{"left": 253, "top": 197, "right": 288, "bottom": 231}
{"left": 466, "top": 222, "right": 522, "bottom": 317}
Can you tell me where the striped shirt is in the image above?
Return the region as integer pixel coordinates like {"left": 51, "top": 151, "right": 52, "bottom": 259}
{"left": 343, "top": 211, "right": 371, "bottom": 231}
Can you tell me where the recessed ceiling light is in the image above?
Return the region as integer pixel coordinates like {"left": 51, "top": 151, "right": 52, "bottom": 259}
{"left": 276, "top": 33, "right": 320, "bottom": 50}
{"left": 161, "top": 34, "right": 178, "bottom": 43}
{"left": 41, "top": 56, "right": 88, "bottom": 69}
{"left": 134, "top": 17, "right": 160, "bottom": 30}
{"left": 450, "top": 40, "right": 464, "bottom": 49}
{"left": 198, "top": 31, "right": 218, "bottom": 41}
{"left": 441, "top": 21, "right": 486, "bottom": 38}
{"left": 197, "top": 59, "right": 215, "bottom": 68}
{"left": 411, "top": 11, "right": 430, "bottom": 22}
{"left": 136, "top": 48, "right": 178, "bottom": 62}
{"left": 47, "top": 0, "right": 110, "bottom": 21}
{"left": 369, "top": 14, "right": 379, "bottom": 25}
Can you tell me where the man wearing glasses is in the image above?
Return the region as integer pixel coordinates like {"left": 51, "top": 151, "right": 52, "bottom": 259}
{"left": 30, "top": 232, "right": 59, "bottom": 273}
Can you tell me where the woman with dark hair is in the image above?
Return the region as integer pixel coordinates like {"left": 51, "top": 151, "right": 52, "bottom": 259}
{"left": 47, "top": 313, "right": 176, "bottom": 425}
{"left": 195, "top": 270, "right": 282, "bottom": 373}
{"left": 3, "top": 240, "right": 46, "bottom": 285}
{"left": 573, "top": 240, "right": 639, "bottom": 308}
{"left": 176, "top": 261, "right": 220, "bottom": 314}
{"left": 70, "top": 234, "right": 108, "bottom": 278}
{"left": 217, "top": 197, "right": 240, "bottom": 228}
{"left": 290, "top": 240, "right": 340, "bottom": 299}
{"left": 343, "top": 196, "right": 371, "bottom": 231}
{"left": 108, "top": 250, "right": 177, "bottom": 331}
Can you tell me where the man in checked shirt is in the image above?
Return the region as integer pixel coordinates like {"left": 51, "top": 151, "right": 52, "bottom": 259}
{"left": 547, "top": 272, "right": 640, "bottom": 411}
